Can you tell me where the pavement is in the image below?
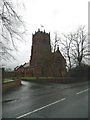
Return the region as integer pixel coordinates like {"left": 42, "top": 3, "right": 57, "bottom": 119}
{"left": 2, "top": 80, "right": 89, "bottom": 118}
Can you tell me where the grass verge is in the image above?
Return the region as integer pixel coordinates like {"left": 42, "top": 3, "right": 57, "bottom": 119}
{"left": 21, "top": 77, "right": 60, "bottom": 81}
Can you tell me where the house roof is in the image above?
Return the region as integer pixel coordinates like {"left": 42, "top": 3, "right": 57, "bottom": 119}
{"left": 14, "top": 66, "right": 20, "bottom": 71}
{"left": 23, "top": 62, "right": 30, "bottom": 68}
{"left": 14, "top": 65, "right": 23, "bottom": 71}
{"left": 53, "top": 49, "right": 66, "bottom": 64}
{"left": 14, "top": 62, "right": 30, "bottom": 71}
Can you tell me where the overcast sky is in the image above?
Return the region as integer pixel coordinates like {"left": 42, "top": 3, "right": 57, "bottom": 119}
{"left": 2, "top": 0, "right": 89, "bottom": 69}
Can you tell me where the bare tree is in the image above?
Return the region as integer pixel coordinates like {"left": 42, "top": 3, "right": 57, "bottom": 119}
{"left": 60, "top": 33, "right": 74, "bottom": 70}
{"left": 52, "top": 32, "right": 60, "bottom": 52}
{"left": 71, "top": 26, "right": 89, "bottom": 66}
{"left": 61, "top": 26, "right": 89, "bottom": 69}
{"left": 0, "top": 0, "right": 26, "bottom": 61}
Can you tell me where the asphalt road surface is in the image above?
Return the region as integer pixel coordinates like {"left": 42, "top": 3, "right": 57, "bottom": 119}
{"left": 2, "top": 81, "right": 89, "bottom": 118}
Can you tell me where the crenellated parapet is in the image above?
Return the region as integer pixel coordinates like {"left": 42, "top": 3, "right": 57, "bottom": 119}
{"left": 32, "top": 29, "right": 50, "bottom": 38}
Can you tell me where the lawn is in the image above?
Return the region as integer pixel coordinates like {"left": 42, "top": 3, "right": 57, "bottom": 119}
{"left": 3, "top": 79, "right": 14, "bottom": 83}
{"left": 21, "top": 77, "right": 37, "bottom": 80}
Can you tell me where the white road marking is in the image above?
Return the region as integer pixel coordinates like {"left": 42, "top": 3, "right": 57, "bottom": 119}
{"left": 16, "top": 98, "right": 66, "bottom": 119}
{"left": 76, "top": 89, "right": 88, "bottom": 95}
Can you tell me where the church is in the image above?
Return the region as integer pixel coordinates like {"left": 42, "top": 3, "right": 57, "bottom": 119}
{"left": 14, "top": 29, "right": 67, "bottom": 77}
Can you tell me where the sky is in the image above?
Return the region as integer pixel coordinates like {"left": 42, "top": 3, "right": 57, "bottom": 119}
{"left": 2, "top": 0, "right": 89, "bottom": 69}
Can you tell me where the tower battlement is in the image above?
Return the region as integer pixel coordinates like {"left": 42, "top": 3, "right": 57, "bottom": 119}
{"left": 32, "top": 29, "right": 50, "bottom": 39}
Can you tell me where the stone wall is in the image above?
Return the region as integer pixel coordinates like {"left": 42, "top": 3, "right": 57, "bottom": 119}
{"left": 2, "top": 78, "right": 21, "bottom": 93}
{"left": 22, "top": 77, "right": 88, "bottom": 83}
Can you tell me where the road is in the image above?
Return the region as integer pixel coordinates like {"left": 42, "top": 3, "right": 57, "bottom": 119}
{"left": 2, "top": 81, "right": 89, "bottom": 118}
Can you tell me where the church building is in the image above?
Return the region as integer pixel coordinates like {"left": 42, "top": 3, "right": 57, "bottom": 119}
{"left": 14, "top": 29, "right": 67, "bottom": 77}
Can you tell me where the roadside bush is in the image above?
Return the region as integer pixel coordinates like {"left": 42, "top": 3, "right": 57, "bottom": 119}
{"left": 67, "top": 64, "right": 89, "bottom": 80}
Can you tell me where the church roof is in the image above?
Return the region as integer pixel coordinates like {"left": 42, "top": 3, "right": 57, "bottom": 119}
{"left": 53, "top": 48, "right": 66, "bottom": 63}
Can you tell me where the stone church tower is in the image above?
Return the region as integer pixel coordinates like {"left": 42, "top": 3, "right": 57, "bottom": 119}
{"left": 30, "top": 29, "right": 51, "bottom": 66}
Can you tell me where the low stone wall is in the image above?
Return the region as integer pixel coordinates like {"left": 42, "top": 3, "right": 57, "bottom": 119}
{"left": 35, "top": 77, "right": 76, "bottom": 83}
{"left": 2, "top": 78, "right": 21, "bottom": 93}
{"left": 22, "top": 77, "right": 88, "bottom": 83}
{"left": 46, "top": 77, "right": 87, "bottom": 83}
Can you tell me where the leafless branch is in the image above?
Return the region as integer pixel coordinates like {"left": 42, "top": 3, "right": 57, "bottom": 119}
{"left": 0, "top": 0, "right": 26, "bottom": 61}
